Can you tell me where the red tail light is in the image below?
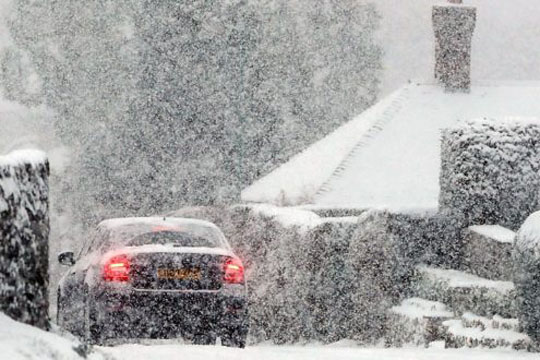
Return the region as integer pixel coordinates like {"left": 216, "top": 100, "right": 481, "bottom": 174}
{"left": 103, "top": 254, "right": 130, "bottom": 282}
{"left": 223, "top": 257, "right": 244, "bottom": 284}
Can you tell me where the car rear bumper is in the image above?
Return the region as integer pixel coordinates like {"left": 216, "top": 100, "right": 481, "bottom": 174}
{"left": 92, "top": 284, "right": 247, "bottom": 339}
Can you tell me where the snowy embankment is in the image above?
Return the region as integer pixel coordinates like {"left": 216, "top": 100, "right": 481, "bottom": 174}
{"left": 0, "top": 312, "right": 107, "bottom": 360}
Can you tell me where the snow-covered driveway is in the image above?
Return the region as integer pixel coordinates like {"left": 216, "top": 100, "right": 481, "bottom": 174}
{"left": 100, "top": 343, "right": 538, "bottom": 360}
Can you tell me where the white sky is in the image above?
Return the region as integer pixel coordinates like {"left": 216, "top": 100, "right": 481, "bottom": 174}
{"left": 375, "top": 0, "right": 540, "bottom": 95}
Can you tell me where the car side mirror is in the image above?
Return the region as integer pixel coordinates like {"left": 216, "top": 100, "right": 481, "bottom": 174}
{"left": 58, "top": 251, "right": 76, "bottom": 266}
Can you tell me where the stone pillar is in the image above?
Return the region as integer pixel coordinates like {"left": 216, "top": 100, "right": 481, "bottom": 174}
{"left": 433, "top": 2, "right": 476, "bottom": 92}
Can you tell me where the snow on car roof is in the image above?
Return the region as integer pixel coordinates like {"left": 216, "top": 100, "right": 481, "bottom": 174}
{"left": 98, "top": 217, "right": 220, "bottom": 231}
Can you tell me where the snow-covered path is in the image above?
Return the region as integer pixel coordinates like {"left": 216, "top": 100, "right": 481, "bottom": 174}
{"left": 100, "top": 343, "right": 538, "bottom": 360}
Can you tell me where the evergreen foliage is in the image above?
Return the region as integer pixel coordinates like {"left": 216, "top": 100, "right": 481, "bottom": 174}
{"left": 513, "top": 211, "right": 540, "bottom": 342}
{"left": 0, "top": 151, "right": 50, "bottom": 330}
{"left": 175, "top": 206, "right": 423, "bottom": 344}
{"left": 6, "top": 0, "right": 382, "bottom": 226}
{"left": 440, "top": 118, "right": 540, "bottom": 230}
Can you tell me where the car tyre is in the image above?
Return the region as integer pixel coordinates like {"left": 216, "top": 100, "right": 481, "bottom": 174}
{"left": 193, "top": 333, "right": 216, "bottom": 346}
{"left": 83, "top": 290, "right": 104, "bottom": 346}
{"left": 56, "top": 289, "right": 64, "bottom": 327}
{"left": 221, "top": 326, "right": 247, "bottom": 348}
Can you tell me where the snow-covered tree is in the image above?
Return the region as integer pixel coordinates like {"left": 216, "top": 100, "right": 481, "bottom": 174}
{"left": 8, "top": 0, "right": 141, "bottom": 226}
{"left": 7, "top": 0, "right": 381, "bottom": 224}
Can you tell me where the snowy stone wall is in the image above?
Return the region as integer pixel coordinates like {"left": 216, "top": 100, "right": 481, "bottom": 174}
{"left": 440, "top": 118, "right": 540, "bottom": 230}
{"left": 0, "top": 150, "right": 50, "bottom": 330}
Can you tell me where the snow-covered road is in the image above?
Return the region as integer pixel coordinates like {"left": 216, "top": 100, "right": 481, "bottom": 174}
{"left": 99, "top": 343, "right": 538, "bottom": 360}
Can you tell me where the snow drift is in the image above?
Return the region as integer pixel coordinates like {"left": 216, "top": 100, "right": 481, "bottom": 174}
{"left": 0, "top": 311, "right": 107, "bottom": 360}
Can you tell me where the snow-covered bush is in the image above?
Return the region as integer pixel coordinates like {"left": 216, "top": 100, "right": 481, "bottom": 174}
{"left": 302, "top": 220, "right": 358, "bottom": 342}
{"left": 440, "top": 118, "right": 540, "bottom": 230}
{"left": 0, "top": 150, "right": 49, "bottom": 330}
{"left": 513, "top": 211, "right": 540, "bottom": 342}
{"left": 344, "top": 209, "right": 464, "bottom": 342}
{"left": 171, "top": 205, "right": 460, "bottom": 344}
{"left": 345, "top": 210, "right": 427, "bottom": 342}
{"left": 227, "top": 206, "right": 301, "bottom": 343}
{"left": 386, "top": 212, "right": 463, "bottom": 269}
{"left": 345, "top": 210, "right": 396, "bottom": 342}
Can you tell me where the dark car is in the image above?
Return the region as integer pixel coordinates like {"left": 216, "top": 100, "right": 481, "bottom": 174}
{"left": 56, "top": 217, "right": 248, "bottom": 347}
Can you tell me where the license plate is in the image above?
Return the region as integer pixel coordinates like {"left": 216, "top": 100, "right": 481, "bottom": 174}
{"left": 157, "top": 268, "right": 201, "bottom": 280}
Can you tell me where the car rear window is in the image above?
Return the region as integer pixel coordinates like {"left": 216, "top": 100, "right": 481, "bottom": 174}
{"left": 95, "top": 221, "right": 229, "bottom": 251}
{"left": 127, "top": 230, "right": 217, "bottom": 247}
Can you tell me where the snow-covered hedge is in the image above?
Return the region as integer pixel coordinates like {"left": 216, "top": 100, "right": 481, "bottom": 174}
{"left": 513, "top": 211, "right": 540, "bottom": 342}
{"left": 440, "top": 118, "right": 540, "bottom": 230}
{"left": 0, "top": 150, "right": 50, "bottom": 330}
{"left": 170, "top": 205, "right": 451, "bottom": 344}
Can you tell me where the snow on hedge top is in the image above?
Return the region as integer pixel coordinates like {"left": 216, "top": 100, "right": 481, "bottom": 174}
{"left": 0, "top": 149, "right": 48, "bottom": 167}
{"left": 418, "top": 265, "right": 515, "bottom": 293}
{"left": 391, "top": 297, "right": 453, "bottom": 319}
{"left": 244, "top": 204, "right": 358, "bottom": 233}
{"left": 242, "top": 83, "right": 540, "bottom": 209}
{"left": 247, "top": 204, "right": 325, "bottom": 232}
{"left": 452, "top": 116, "right": 540, "bottom": 129}
{"left": 0, "top": 150, "right": 48, "bottom": 212}
{"left": 516, "top": 211, "right": 540, "bottom": 256}
{"left": 468, "top": 225, "right": 516, "bottom": 244}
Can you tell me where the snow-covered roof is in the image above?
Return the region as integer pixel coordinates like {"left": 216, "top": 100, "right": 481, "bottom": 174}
{"left": 242, "top": 82, "right": 540, "bottom": 210}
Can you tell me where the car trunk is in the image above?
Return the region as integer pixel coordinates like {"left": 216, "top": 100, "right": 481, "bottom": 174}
{"left": 130, "top": 252, "right": 225, "bottom": 291}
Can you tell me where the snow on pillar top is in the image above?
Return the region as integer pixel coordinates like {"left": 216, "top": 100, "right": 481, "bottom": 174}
{"left": 433, "top": 0, "right": 476, "bottom": 92}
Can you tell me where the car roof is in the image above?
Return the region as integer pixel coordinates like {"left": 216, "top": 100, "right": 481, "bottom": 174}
{"left": 98, "top": 217, "right": 221, "bottom": 232}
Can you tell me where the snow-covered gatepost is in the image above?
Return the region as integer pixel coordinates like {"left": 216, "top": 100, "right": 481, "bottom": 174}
{"left": 439, "top": 118, "right": 540, "bottom": 230}
{"left": 0, "top": 150, "right": 50, "bottom": 330}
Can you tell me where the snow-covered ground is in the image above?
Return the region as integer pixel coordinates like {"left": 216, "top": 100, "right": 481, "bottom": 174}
{"left": 101, "top": 343, "right": 539, "bottom": 360}
{"left": 0, "top": 312, "right": 107, "bottom": 360}
{"left": 1, "top": 308, "right": 539, "bottom": 360}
